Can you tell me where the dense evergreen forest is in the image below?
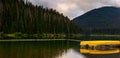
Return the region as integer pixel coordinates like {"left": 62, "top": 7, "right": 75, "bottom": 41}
{"left": 0, "top": 0, "right": 81, "bottom": 35}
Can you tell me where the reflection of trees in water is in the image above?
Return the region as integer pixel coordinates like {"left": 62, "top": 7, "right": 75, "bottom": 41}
{"left": 83, "top": 53, "right": 120, "bottom": 58}
{"left": 0, "top": 41, "right": 77, "bottom": 58}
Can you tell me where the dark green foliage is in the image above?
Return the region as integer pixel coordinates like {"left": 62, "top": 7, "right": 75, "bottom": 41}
{"left": 14, "top": 32, "right": 22, "bottom": 39}
{"left": 0, "top": 0, "right": 81, "bottom": 34}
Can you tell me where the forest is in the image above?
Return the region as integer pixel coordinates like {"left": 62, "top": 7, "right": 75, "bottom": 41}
{"left": 0, "top": 0, "right": 82, "bottom": 39}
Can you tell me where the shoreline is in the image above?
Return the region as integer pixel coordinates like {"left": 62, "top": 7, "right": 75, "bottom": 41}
{"left": 0, "top": 39, "right": 80, "bottom": 42}
{"left": 0, "top": 39, "right": 119, "bottom": 42}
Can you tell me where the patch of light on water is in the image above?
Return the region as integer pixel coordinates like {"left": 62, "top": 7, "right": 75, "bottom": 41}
{"left": 56, "top": 49, "right": 86, "bottom": 58}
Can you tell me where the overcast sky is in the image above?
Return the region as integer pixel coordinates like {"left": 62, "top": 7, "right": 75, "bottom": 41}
{"left": 28, "top": 0, "right": 120, "bottom": 20}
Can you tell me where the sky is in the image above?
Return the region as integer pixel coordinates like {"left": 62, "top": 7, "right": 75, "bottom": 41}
{"left": 28, "top": 0, "right": 120, "bottom": 20}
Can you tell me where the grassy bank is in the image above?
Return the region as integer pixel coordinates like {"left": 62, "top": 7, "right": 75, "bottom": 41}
{"left": 1, "top": 32, "right": 120, "bottom": 39}
{"left": 90, "top": 34, "right": 120, "bottom": 37}
{"left": 0, "top": 32, "right": 83, "bottom": 39}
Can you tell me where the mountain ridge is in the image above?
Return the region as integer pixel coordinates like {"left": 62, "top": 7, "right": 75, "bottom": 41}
{"left": 73, "top": 6, "right": 120, "bottom": 34}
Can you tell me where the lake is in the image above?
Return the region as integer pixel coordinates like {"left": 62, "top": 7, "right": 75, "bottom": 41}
{"left": 0, "top": 37, "right": 120, "bottom": 58}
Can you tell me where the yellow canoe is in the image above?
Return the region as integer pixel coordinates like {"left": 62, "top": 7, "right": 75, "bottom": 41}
{"left": 80, "top": 40, "right": 120, "bottom": 54}
{"left": 80, "top": 40, "right": 120, "bottom": 46}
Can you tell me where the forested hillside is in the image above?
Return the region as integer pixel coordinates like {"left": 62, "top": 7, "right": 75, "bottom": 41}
{"left": 73, "top": 7, "right": 120, "bottom": 34}
{"left": 0, "top": 0, "right": 81, "bottom": 34}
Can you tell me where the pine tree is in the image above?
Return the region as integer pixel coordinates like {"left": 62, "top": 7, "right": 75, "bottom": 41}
{"left": 1, "top": 0, "right": 82, "bottom": 34}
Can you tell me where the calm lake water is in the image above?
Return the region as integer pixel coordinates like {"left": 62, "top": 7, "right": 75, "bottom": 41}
{"left": 0, "top": 37, "right": 120, "bottom": 58}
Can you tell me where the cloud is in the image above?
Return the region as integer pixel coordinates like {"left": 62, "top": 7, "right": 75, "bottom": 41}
{"left": 116, "top": 0, "right": 120, "bottom": 6}
{"left": 28, "top": 0, "right": 120, "bottom": 20}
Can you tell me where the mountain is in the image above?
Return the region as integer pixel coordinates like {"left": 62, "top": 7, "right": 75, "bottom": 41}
{"left": 0, "top": 0, "right": 81, "bottom": 34}
{"left": 73, "top": 6, "right": 120, "bottom": 34}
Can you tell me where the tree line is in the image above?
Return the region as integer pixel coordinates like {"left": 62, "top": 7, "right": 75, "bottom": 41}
{"left": 0, "top": 0, "right": 81, "bottom": 35}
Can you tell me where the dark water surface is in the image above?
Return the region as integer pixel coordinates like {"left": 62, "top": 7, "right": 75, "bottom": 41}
{"left": 0, "top": 40, "right": 119, "bottom": 58}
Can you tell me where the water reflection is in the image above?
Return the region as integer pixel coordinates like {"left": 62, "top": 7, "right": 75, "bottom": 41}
{"left": 0, "top": 41, "right": 79, "bottom": 58}
{"left": 83, "top": 53, "right": 120, "bottom": 58}
{"left": 56, "top": 49, "right": 86, "bottom": 58}
{"left": 80, "top": 49, "right": 120, "bottom": 54}
{"left": 0, "top": 40, "right": 119, "bottom": 58}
